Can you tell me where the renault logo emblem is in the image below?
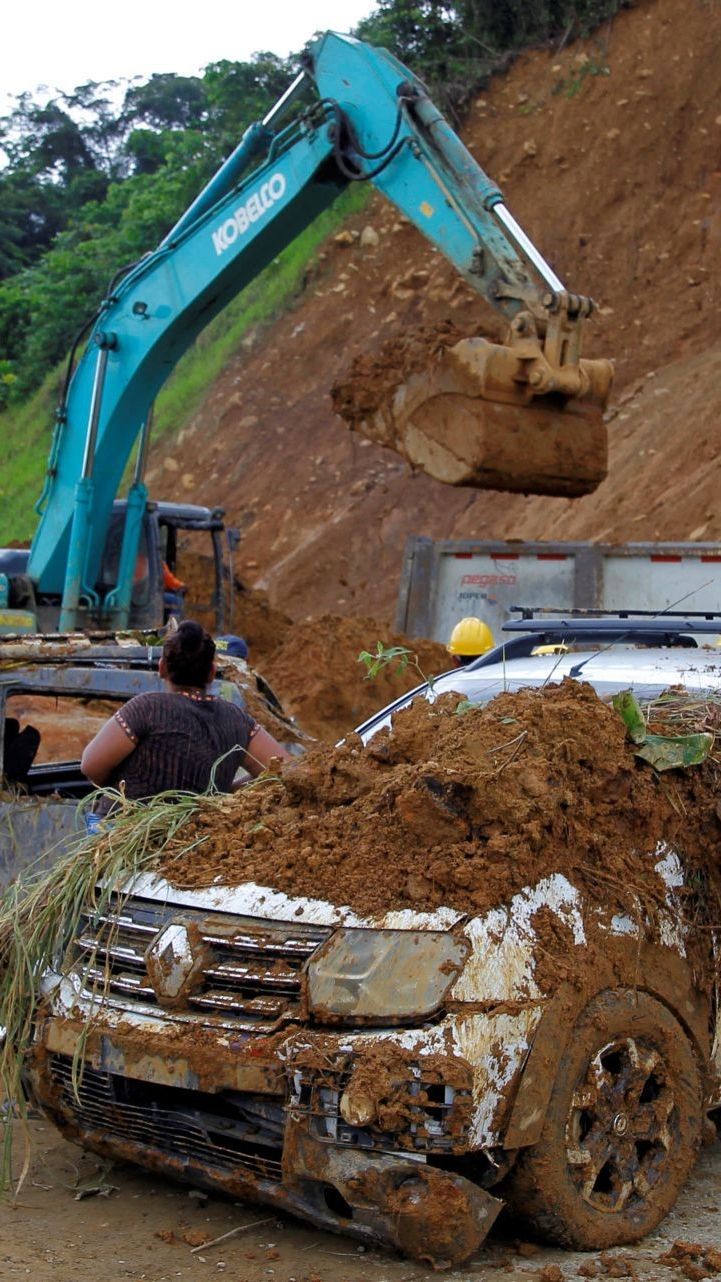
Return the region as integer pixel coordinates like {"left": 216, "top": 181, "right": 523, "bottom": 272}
{"left": 145, "top": 922, "right": 206, "bottom": 1005}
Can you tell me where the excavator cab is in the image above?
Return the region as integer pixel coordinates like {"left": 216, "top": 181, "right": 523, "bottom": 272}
{"left": 96, "top": 501, "right": 231, "bottom": 632}
{"left": 0, "top": 502, "right": 232, "bottom": 635}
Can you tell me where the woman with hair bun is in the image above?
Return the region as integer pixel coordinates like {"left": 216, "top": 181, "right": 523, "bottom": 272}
{"left": 81, "top": 620, "right": 290, "bottom": 805}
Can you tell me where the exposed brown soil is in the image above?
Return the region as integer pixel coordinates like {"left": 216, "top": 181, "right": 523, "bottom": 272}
{"left": 257, "top": 613, "right": 449, "bottom": 740}
{"left": 173, "top": 546, "right": 297, "bottom": 650}
{"left": 159, "top": 680, "right": 718, "bottom": 920}
{"left": 170, "top": 549, "right": 449, "bottom": 740}
{"left": 330, "top": 320, "right": 487, "bottom": 425}
{"left": 145, "top": 0, "right": 721, "bottom": 627}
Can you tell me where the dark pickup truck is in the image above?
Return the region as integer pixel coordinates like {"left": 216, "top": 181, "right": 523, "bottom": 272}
{"left": 0, "top": 631, "right": 296, "bottom": 888}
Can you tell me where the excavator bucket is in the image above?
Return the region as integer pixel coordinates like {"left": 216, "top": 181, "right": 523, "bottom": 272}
{"left": 332, "top": 332, "right": 613, "bottom": 499}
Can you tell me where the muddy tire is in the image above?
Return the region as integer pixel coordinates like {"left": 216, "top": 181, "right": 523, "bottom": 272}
{"left": 504, "top": 989, "right": 702, "bottom": 1249}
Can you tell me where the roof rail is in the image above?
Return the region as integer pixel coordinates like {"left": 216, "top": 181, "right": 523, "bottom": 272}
{"left": 504, "top": 611, "right": 721, "bottom": 636}
{"left": 464, "top": 611, "right": 721, "bottom": 670}
{"left": 510, "top": 607, "right": 721, "bottom": 622}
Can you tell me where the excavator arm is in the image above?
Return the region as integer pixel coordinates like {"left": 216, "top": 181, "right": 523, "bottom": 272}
{"left": 28, "top": 31, "right": 612, "bottom": 631}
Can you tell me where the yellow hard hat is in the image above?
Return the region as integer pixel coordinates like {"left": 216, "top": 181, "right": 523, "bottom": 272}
{"left": 447, "top": 616, "right": 495, "bottom": 656}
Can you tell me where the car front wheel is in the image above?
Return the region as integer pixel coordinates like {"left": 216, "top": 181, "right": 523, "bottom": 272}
{"left": 504, "top": 989, "right": 703, "bottom": 1248}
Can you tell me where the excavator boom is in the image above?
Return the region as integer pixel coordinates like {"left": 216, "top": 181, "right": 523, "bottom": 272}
{"left": 27, "top": 31, "right": 612, "bottom": 632}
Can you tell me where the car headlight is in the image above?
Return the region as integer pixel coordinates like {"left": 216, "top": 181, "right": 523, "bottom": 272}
{"left": 306, "top": 928, "right": 468, "bottom": 1024}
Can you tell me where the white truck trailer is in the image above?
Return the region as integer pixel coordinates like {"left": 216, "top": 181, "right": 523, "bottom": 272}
{"left": 395, "top": 537, "right": 721, "bottom": 643}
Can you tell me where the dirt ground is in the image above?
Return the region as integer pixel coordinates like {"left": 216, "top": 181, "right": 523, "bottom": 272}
{"left": 144, "top": 0, "right": 721, "bottom": 626}
{"left": 2, "top": 1118, "right": 720, "bottom": 1282}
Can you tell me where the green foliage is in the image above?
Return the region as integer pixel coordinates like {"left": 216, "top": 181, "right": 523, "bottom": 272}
{"left": 0, "top": 376, "right": 58, "bottom": 541}
{"left": 204, "top": 54, "right": 293, "bottom": 153}
{"left": 0, "top": 128, "right": 218, "bottom": 397}
{"left": 454, "top": 697, "right": 476, "bottom": 715}
{"left": 0, "top": 361, "right": 16, "bottom": 410}
{"left": 358, "top": 0, "right": 631, "bottom": 112}
{"left": 0, "top": 185, "right": 368, "bottom": 545}
{"left": 121, "top": 73, "right": 208, "bottom": 132}
{"left": 613, "top": 689, "right": 647, "bottom": 744}
{"left": 0, "top": 52, "right": 298, "bottom": 398}
{"left": 635, "top": 733, "right": 713, "bottom": 772}
{"left": 612, "top": 691, "right": 714, "bottom": 772}
{"left": 359, "top": 641, "right": 414, "bottom": 679}
{"left": 358, "top": 637, "right": 434, "bottom": 689}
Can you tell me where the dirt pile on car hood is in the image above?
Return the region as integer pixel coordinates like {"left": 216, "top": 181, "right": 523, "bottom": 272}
{"left": 161, "top": 680, "right": 719, "bottom": 917}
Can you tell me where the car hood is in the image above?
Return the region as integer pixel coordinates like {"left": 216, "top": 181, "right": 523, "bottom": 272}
{"left": 124, "top": 870, "right": 463, "bottom": 930}
{"left": 123, "top": 843, "right": 684, "bottom": 943}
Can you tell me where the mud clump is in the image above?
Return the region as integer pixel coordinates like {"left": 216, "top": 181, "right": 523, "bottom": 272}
{"left": 160, "top": 681, "right": 720, "bottom": 919}
{"left": 330, "top": 319, "right": 488, "bottom": 428}
{"left": 659, "top": 1242, "right": 721, "bottom": 1280}
{"left": 259, "top": 613, "right": 448, "bottom": 741}
{"left": 534, "top": 1267, "right": 565, "bottom": 1282}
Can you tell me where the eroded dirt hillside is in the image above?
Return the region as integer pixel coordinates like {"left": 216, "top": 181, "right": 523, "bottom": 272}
{"left": 146, "top": 0, "right": 721, "bottom": 625}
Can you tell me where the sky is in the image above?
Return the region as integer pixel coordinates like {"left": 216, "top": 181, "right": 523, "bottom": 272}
{"left": 1, "top": 0, "right": 378, "bottom": 109}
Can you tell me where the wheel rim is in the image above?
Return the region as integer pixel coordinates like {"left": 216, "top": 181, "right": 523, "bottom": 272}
{"left": 565, "top": 1035, "right": 677, "bottom": 1214}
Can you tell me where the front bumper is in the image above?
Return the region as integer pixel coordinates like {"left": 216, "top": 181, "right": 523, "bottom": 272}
{"left": 29, "top": 1012, "right": 502, "bottom": 1268}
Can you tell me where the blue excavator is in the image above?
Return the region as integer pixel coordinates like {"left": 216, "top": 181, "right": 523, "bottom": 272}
{"left": 0, "top": 31, "right": 613, "bottom": 636}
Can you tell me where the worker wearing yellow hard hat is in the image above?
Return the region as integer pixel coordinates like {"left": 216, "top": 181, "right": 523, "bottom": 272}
{"left": 447, "top": 617, "right": 495, "bottom": 667}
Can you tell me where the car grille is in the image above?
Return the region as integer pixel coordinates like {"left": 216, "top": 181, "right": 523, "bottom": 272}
{"left": 49, "top": 1054, "right": 284, "bottom": 1182}
{"left": 72, "top": 892, "right": 331, "bottom": 1032}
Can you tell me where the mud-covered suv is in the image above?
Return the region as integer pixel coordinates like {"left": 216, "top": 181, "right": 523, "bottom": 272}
{"left": 25, "top": 615, "right": 721, "bottom": 1269}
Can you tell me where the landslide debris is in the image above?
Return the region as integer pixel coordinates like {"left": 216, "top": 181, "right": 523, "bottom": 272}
{"left": 258, "top": 613, "right": 448, "bottom": 741}
{"left": 174, "top": 547, "right": 449, "bottom": 741}
{"left": 330, "top": 320, "right": 486, "bottom": 428}
{"left": 149, "top": 0, "right": 721, "bottom": 623}
{"left": 160, "top": 680, "right": 720, "bottom": 918}
{"left": 175, "top": 546, "right": 295, "bottom": 658}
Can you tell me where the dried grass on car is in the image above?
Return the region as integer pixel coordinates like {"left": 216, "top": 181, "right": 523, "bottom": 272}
{"left": 0, "top": 784, "right": 271, "bottom": 1193}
